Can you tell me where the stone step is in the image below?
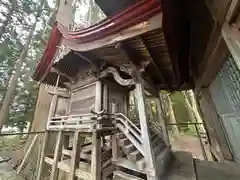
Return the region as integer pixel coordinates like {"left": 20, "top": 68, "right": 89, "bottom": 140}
{"left": 114, "top": 170, "right": 145, "bottom": 180}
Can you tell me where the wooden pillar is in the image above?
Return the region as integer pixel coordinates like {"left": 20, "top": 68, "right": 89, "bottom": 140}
{"left": 91, "top": 132, "right": 102, "bottom": 180}
{"left": 135, "top": 77, "right": 156, "bottom": 176}
{"left": 156, "top": 94, "right": 170, "bottom": 147}
{"left": 50, "top": 131, "right": 64, "bottom": 180}
{"left": 95, "top": 81, "right": 102, "bottom": 112}
{"left": 36, "top": 132, "right": 49, "bottom": 180}
{"left": 91, "top": 80, "right": 102, "bottom": 180}
{"left": 103, "top": 84, "right": 108, "bottom": 112}
{"left": 111, "top": 103, "right": 119, "bottom": 161}
{"left": 69, "top": 131, "right": 85, "bottom": 180}
{"left": 37, "top": 75, "right": 60, "bottom": 180}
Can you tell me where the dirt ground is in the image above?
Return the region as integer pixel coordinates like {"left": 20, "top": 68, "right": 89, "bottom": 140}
{"left": 170, "top": 133, "right": 212, "bottom": 160}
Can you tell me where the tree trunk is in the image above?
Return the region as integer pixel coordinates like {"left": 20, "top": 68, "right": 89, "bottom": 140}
{"left": 0, "top": 0, "right": 45, "bottom": 132}
{"left": 167, "top": 95, "right": 180, "bottom": 137}
{"left": 183, "top": 90, "right": 206, "bottom": 133}
{"left": 183, "top": 92, "right": 196, "bottom": 122}
{"left": 0, "top": 0, "right": 17, "bottom": 39}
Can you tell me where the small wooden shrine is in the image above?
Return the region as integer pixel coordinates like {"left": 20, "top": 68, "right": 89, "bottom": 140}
{"left": 32, "top": 0, "right": 187, "bottom": 179}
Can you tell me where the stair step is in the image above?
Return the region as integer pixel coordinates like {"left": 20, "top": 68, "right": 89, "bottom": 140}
{"left": 117, "top": 133, "right": 125, "bottom": 139}
{"left": 127, "top": 150, "right": 143, "bottom": 162}
{"left": 120, "top": 138, "right": 131, "bottom": 145}
{"left": 121, "top": 144, "right": 136, "bottom": 155}
{"left": 136, "top": 157, "right": 146, "bottom": 170}
{"left": 114, "top": 171, "right": 145, "bottom": 180}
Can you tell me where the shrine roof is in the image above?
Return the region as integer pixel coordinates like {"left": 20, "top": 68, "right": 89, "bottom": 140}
{"left": 33, "top": 0, "right": 192, "bottom": 91}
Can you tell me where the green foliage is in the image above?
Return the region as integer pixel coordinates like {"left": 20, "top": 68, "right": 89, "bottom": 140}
{"left": 170, "top": 92, "right": 192, "bottom": 124}
{"left": 0, "top": 0, "right": 54, "bottom": 131}
{"left": 0, "top": 136, "right": 25, "bottom": 152}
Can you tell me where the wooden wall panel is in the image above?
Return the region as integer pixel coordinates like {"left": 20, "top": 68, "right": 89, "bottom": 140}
{"left": 198, "top": 88, "right": 233, "bottom": 161}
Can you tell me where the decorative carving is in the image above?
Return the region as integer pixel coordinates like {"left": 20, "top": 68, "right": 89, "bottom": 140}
{"left": 54, "top": 44, "right": 71, "bottom": 63}
{"left": 100, "top": 67, "right": 135, "bottom": 86}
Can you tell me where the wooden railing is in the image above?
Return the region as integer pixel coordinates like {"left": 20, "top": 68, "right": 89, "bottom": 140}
{"left": 47, "top": 114, "right": 96, "bottom": 130}
{"left": 115, "top": 113, "right": 144, "bottom": 155}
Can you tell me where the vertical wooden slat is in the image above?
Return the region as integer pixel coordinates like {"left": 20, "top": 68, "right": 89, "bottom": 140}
{"left": 50, "top": 131, "right": 64, "bottom": 180}
{"left": 68, "top": 131, "right": 84, "bottom": 180}
{"left": 135, "top": 77, "right": 156, "bottom": 175}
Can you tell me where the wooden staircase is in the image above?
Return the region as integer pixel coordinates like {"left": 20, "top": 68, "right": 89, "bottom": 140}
{"left": 112, "top": 113, "right": 172, "bottom": 180}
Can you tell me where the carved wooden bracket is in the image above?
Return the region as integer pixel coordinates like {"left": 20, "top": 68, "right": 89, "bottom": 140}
{"left": 100, "top": 67, "right": 135, "bottom": 86}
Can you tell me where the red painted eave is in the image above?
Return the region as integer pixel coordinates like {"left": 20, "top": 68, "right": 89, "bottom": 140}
{"left": 32, "top": 0, "right": 162, "bottom": 83}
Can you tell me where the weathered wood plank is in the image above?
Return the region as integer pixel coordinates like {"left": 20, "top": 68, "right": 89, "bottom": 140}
{"left": 198, "top": 88, "right": 232, "bottom": 160}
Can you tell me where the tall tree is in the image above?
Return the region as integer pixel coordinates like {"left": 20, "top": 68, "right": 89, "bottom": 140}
{"left": 167, "top": 95, "right": 179, "bottom": 137}
{"left": 0, "top": 0, "right": 17, "bottom": 39}
{"left": 0, "top": 0, "right": 46, "bottom": 132}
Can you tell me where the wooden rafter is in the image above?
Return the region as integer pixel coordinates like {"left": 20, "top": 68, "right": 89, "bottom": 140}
{"left": 115, "top": 42, "right": 157, "bottom": 96}
{"left": 74, "top": 52, "right": 98, "bottom": 70}
{"left": 50, "top": 67, "right": 75, "bottom": 83}
{"left": 139, "top": 37, "right": 168, "bottom": 88}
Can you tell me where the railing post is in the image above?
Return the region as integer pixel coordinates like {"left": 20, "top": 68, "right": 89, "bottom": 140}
{"left": 112, "top": 103, "right": 119, "bottom": 161}
{"left": 135, "top": 76, "right": 156, "bottom": 176}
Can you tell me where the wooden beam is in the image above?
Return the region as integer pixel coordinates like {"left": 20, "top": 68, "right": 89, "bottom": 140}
{"left": 36, "top": 132, "right": 49, "bottom": 180}
{"left": 140, "top": 37, "right": 168, "bottom": 87}
{"left": 51, "top": 131, "right": 64, "bottom": 180}
{"left": 115, "top": 43, "right": 158, "bottom": 95}
{"left": 100, "top": 67, "right": 135, "bottom": 86}
{"left": 135, "top": 76, "right": 156, "bottom": 176}
{"left": 68, "top": 132, "right": 85, "bottom": 180}
{"left": 91, "top": 132, "right": 102, "bottom": 180}
{"left": 74, "top": 52, "right": 98, "bottom": 70}
{"left": 61, "top": 14, "right": 162, "bottom": 52}
{"left": 51, "top": 67, "right": 75, "bottom": 83}
{"left": 44, "top": 157, "right": 93, "bottom": 179}
{"left": 226, "top": 0, "right": 240, "bottom": 22}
